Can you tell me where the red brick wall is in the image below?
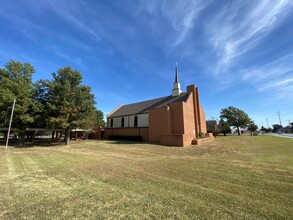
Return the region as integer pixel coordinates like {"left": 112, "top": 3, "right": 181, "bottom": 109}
{"left": 186, "top": 85, "right": 207, "bottom": 136}
{"left": 199, "top": 104, "right": 207, "bottom": 133}
{"left": 90, "top": 130, "right": 100, "bottom": 139}
{"left": 170, "top": 102, "right": 184, "bottom": 134}
{"left": 149, "top": 100, "right": 194, "bottom": 146}
{"left": 149, "top": 106, "right": 170, "bottom": 143}
{"left": 161, "top": 134, "right": 184, "bottom": 146}
{"left": 182, "top": 94, "right": 196, "bottom": 138}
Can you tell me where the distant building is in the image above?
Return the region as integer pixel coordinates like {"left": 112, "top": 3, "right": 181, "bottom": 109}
{"left": 105, "top": 65, "right": 207, "bottom": 146}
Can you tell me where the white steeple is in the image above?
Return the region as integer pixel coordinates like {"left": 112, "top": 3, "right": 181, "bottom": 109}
{"left": 172, "top": 63, "right": 182, "bottom": 96}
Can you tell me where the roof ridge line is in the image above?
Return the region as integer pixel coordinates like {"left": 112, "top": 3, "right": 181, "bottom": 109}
{"left": 107, "top": 104, "right": 124, "bottom": 118}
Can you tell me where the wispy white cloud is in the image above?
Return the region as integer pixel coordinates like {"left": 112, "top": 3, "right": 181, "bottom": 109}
{"left": 206, "top": 0, "right": 293, "bottom": 74}
{"left": 160, "top": 0, "right": 211, "bottom": 47}
{"left": 45, "top": 0, "right": 102, "bottom": 42}
{"left": 0, "top": 7, "right": 48, "bottom": 41}
{"left": 136, "top": 0, "right": 211, "bottom": 49}
{"left": 241, "top": 53, "right": 293, "bottom": 101}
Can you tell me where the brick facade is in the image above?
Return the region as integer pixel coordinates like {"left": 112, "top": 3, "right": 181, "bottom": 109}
{"left": 105, "top": 84, "right": 207, "bottom": 146}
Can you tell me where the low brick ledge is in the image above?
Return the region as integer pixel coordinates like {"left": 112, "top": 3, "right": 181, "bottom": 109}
{"left": 192, "top": 137, "right": 214, "bottom": 145}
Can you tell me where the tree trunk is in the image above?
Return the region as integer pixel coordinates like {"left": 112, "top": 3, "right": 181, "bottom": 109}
{"left": 32, "top": 131, "right": 36, "bottom": 142}
{"left": 64, "top": 129, "right": 70, "bottom": 145}
{"left": 52, "top": 130, "right": 55, "bottom": 141}
{"left": 17, "top": 130, "right": 25, "bottom": 147}
{"left": 237, "top": 127, "right": 241, "bottom": 135}
{"left": 4, "top": 132, "right": 8, "bottom": 145}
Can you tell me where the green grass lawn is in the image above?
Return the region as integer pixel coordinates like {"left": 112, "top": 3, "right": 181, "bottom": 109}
{"left": 0, "top": 135, "right": 292, "bottom": 219}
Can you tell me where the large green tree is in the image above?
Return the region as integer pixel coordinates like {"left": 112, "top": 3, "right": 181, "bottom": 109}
{"left": 47, "top": 67, "right": 97, "bottom": 145}
{"left": 218, "top": 118, "right": 231, "bottom": 136}
{"left": 206, "top": 120, "right": 218, "bottom": 136}
{"left": 247, "top": 122, "right": 258, "bottom": 135}
{"left": 0, "top": 60, "right": 38, "bottom": 145}
{"left": 96, "top": 109, "right": 106, "bottom": 127}
{"left": 272, "top": 124, "right": 283, "bottom": 133}
{"left": 220, "top": 106, "right": 252, "bottom": 135}
{"left": 32, "top": 79, "right": 53, "bottom": 129}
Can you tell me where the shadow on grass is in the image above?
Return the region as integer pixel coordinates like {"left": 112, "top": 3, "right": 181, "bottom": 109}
{"left": 107, "top": 140, "right": 151, "bottom": 145}
{"left": 0, "top": 138, "right": 66, "bottom": 148}
{"left": 106, "top": 140, "right": 182, "bottom": 148}
{"left": 1, "top": 138, "right": 181, "bottom": 148}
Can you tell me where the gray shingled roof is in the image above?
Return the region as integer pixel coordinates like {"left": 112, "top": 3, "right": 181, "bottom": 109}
{"left": 108, "top": 92, "right": 190, "bottom": 118}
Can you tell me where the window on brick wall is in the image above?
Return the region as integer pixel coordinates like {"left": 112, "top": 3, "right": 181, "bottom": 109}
{"left": 121, "top": 117, "right": 124, "bottom": 127}
{"left": 134, "top": 116, "right": 138, "bottom": 127}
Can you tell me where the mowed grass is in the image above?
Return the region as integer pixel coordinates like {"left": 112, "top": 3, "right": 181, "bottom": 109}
{"left": 0, "top": 135, "right": 292, "bottom": 219}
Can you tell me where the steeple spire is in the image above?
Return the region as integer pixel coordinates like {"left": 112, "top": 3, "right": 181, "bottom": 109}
{"left": 175, "top": 62, "right": 179, "bottom": 82}
{"left": 172, "top": 63, "right": 182, "bottom": 97}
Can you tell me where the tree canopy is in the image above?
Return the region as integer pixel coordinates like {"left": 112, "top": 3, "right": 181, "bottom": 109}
{"left": 0, "top": 60, "right": 104, "bottom": 146}
{"left": 272, "top": 124, "right": 283, "bottom": 133}
{"left": 247, "top": 122, "right": 258, "bottom": 135}
{"left": 46, "top": 67, "right": 97, "bottom": 145}
{"left": 96, "top": 109, "right": 106, "bottom": 127}
{"left": 0, "top": 60, "right": 39, "bottom": 145}
{"left": 206, "top": 120, "right": 218, "bottom": 135}
{"left": 220, "top": 106, "right": 252, "bottom": 135}
{"left": 218, "top": 118, "right": 231, "bottom": 136}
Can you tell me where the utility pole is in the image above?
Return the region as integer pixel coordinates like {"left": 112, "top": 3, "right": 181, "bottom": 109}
{"left": 277, "top": 110, "right": 282, "bottom": 126}
{"left": 5, "top": 98, "right": 16, "bottom": 152}
{"left": 266, "top": 118, "right": 269, "bottom": 128}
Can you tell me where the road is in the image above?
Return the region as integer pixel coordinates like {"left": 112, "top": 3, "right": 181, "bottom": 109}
{"left": 266, "top": 133, "right": 293, "bottom": 139}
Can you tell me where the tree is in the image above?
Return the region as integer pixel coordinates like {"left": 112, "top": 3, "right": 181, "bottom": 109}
{"left": 46, "top": 67, "right": 97, "bottom": 145}
{"left": 96, "top": 109, "right": 106, "bottom": 127}
{"left": 272, "top": 124, "right": 283, "bottom": 133}
{"left": 206, "top": 120, "right": 218, "bottom": 136}
{"left": 260, "top": 126, "right": 272, "bottom": 133}
{"left": 260, "top": 126, "right": 266, "bottom": 132}
{"left": 32, "top": 80, "right": 51, "bottom": 129}
{"left": 218, "top": 118, "right": 231, "bottom": 136}
{"left": 284, "top": 125, "right": 291, "bottom": 133}
{"left": 0, "top": 60, "right": 37, "bottom": 146}
{"left": 220, "top": 106, "right": 252, "bottom": 135}
{"left": 247, "top": 122, "right": 258, "bottom": 135}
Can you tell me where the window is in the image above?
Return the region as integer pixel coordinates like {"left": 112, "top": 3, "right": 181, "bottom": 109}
{"left": 134, "top": 116, "right": 138, "bottom": 127}
{"left": 110, "top": 119, "right": 113, "bottom": 128}
{"left": 121, "top": 117, "right": 124, "bottom": 127}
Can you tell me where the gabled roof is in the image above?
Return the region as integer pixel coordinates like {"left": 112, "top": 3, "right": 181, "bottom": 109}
{"left": 108, "top": 92, "right": 190, "bottom": 118}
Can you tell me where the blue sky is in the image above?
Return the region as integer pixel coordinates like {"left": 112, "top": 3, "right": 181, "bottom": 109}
{"left": 0, "top": 0, "right": 293, "bottom": 128}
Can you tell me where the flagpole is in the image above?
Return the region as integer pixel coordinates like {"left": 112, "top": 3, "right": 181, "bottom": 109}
{"left": 5, "top": 98, "right": 16, "bottom": 152}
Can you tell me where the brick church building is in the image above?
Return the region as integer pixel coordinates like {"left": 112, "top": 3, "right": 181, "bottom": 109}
{"left": 104, "top": 65, "right": 207, "bottom": 146}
